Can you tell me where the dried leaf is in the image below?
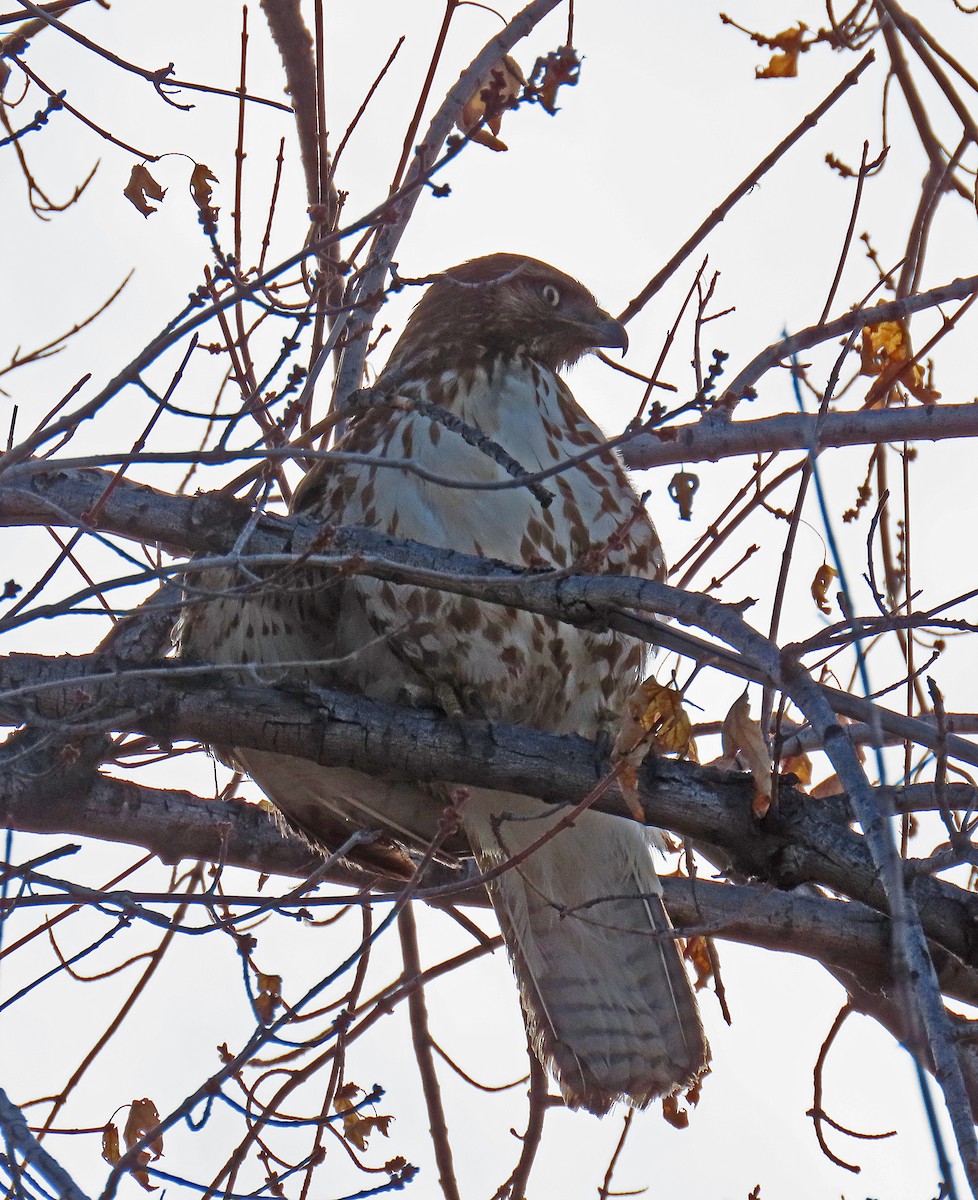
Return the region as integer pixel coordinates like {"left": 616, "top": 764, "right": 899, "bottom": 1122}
{"left": 780, "top": 750, "right": 812, "bottom": 788}
{"left": 810, "top": 774, "right": 844, "bottom": 799}
{"left": 618, "top": 679, "right": 694, "bottom": 757}
{"left": 811, "top": 563, "right": 838, "bottom": 614}
{"left": 347, "top": 1113, "right": 393, "bottom": 1151}
{"left": 124, "top": 164, "right": 166, "bottom": 217}
{"left": 684, "top": 935, "right": 713, "bottom": 992}
{"left": 662, "top": 1092, "right": 689, "bottom": 1129}
{"left": 190, "top": 163, "right": 219, "bottom": 234}
{"left": 122, "top": 1098, "right": 162, "bottom": 1192}
{"left": 255, "top": 971, "right": 282, "bottom": 1024}
{"left": 458, "top": 55, "right": 525, "bottom": 151}
{"left": 668, "top": 470, "right": 700, "bottom": 521}
{"left": 334, "top": 1083, "right": 393, "bottom": 1151}
{"left": 755, "top": 25, "right": 806, "bottom": 78}
{"left": 722, "top": 692, "right": 773, "bottom": 816}
{"left": 132, "top": 1154, "right": 158, "bottom": 1193}
{"left": 612, "top": 679, "right": 694, "bottom": 819}
{"left": 859, "top": 316, "right": 941, "bottom": 405}
{"left": 124, "top": 1098, "right": 163, "bottom": 1158}
{"left": 101, "top": 1122, "right": 122, "bottom": 1165}
{"left": 529, "top": 45, "right": 581, "bottom": 114}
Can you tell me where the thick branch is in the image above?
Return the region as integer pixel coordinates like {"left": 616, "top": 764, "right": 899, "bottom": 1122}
{"left": 3, "top": 655, "right": 978, "bottom": 977}
{"left": 2, "top": 462, "right": 976, "bottom": 771}
{"left": 623, "top": 400, "right": 978, "bottom": 471}
{"left": 4, "top": 759, "right": 978, "bottom": 1013}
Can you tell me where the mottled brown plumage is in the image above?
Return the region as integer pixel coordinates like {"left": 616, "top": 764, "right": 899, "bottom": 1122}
{"left": 179, "top": 254, "right": 709, "bottom": 1112}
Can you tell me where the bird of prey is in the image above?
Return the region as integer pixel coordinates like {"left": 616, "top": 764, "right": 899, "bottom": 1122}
{"left": 179, "top": 253, "right": 709, "bottom": 1114}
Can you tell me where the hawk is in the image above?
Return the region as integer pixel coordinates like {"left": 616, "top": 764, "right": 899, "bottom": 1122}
{"left": 179, "top": 253, "right": 709, "bottom": 1113}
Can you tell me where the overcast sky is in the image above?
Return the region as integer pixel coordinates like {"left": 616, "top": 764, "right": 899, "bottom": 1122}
{"left": 3, "top": 3, "right": 978, "bottom": 1197}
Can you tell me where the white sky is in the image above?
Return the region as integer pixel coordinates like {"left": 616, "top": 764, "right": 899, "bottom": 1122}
{"left": 3, "top": 2, "right": 978, "bottom": 1198}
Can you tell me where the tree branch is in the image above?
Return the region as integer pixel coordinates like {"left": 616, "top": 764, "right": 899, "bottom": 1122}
{"left": 623, "top": 399, "right": 978, "bottom": 472}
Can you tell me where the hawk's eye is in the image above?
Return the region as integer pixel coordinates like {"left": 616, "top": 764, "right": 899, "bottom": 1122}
{"left": 542, "top": 284, "right": 561, "bottom": 308}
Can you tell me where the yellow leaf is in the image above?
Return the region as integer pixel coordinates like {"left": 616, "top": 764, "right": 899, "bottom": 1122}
{"left": 721, "top": 692, "right": 773, "bottom": 816}
{"left": 755, "top": 25, "right": 807, "bottom": 78}
{"left": 612, "top": 679, "right": 694, "bottom": 820}
{"left": 124, "top": 164, "right": 166, "bottom": 218}
{"left": 458, "top": 56, "right": 525, "bottom": 152}
{"left": 811, "top": 563, "right": 838, "bottom": 614}
{"left": 618, "top": 679, "right": 693, "bottom": 756}
{"left": 757, "top": 51, "right": 797, "bottom": 78}
{"left": 859, "top": 315, "right": 941, "bottom": 405}
{"left": 780, "top": 750, "right": 812, "bottom": 788}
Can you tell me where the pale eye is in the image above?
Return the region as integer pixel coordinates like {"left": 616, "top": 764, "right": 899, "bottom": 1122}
{"left": 542, "top": 284, "right": 561, "bottom": 308}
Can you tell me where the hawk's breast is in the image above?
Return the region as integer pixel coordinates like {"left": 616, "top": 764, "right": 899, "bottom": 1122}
{"left": 297, "top": 354, "right": 665, "bottom": 735}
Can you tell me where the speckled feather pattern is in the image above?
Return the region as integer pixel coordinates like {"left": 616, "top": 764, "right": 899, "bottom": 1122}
{"left": 179, "top": 255, "right": 709, "bottom": 1112}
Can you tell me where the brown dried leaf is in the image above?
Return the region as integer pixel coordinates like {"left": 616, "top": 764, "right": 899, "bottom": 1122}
{"left": 124, "top": 1098, "right": 163, "bottom": 1160}
{"left": 811, "top": 563, "right": 838, "bottom": 614}
{"left": 131, "top": 1153, "right": 158, "bottom": 1194}
{"left": 334, "top": 1083, "right": 393, "bottom": 1151}
{"left": 617, "top": 762, "right": 643, "bottom": 821}
{"left": 190, "top": 163, "right": 219, "bottom": 234}
{"left": 124, "top": 164, "right": 166, "bottom": 217}
{"left": 122, "top": 1098, "right": 162, "bottom": 1193}
{"left": 255, "top": 971, "right": 282, "bottom": 1024}
{"left": 684, "top": 935, "right": 714, "bottom": 992}
{"left": 530, "top": 45, "right": 581, "bottom": 114}
{"left": 662, "top": 1092, "right": 690, "bottom": 1129}
{"left": 458, "top": 55, "right": 525, "bottom": 152}
{"left": 101, "top": 1122, "right": 122, "bottom": 1165}
{"left": 668, "top": 470, "right": 700, "bottom": 521}
{"left": 613, "top": 679, "right": 694, "bottom": 819}
{"left": 722, "top": 692, "right": 773, "bottom": 817}
{"left": 345, "top": 1113, "right": 393, "bottom": 1151}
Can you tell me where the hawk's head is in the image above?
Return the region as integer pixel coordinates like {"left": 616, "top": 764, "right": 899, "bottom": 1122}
{"left": 385, "top": 253, "right": 628, "bottom": 376}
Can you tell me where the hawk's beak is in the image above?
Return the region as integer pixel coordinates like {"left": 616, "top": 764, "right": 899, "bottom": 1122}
{"left": 590, "top": 311, "right": 629, "bottom": 355}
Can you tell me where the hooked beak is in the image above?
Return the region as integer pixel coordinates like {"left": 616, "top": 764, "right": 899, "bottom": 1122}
{"left": 589, "top": 310, "right": 629, "bottom": 355}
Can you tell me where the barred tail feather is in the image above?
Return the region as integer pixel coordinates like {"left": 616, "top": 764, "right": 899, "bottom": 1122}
{"left": 461, "top": 792, "right": 709, "bottom": 1114}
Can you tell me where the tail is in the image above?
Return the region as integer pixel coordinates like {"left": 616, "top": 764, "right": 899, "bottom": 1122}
{"left": 461, "top": 791, "right": 709, "bottom": 1114}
